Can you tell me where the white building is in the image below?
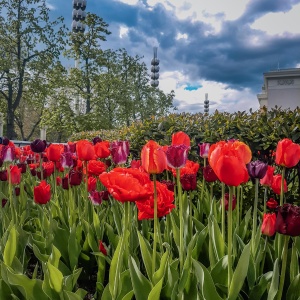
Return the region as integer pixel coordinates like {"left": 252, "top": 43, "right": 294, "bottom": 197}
{"left": 257, "top": 68, "right": 300, "bottom": 110}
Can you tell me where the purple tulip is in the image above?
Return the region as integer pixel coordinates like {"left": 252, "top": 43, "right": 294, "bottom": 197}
{"left": 166, "top": 144, "right": 189, "bottom": 169}
{"left": 110, "top": 141, "right": 130, "bottom": 165}
{"left": 199, "top": 143, "right": 210, "bottom": 158}
{"left": 246, "top": 160, "right": 268, "bottom": 179}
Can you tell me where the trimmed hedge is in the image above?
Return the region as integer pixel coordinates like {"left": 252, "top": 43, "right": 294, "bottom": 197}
{"left": 70, "top": 107, "right": 300, "bottom": 160}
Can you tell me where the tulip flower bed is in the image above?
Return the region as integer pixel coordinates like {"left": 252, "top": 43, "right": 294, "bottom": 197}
{"left": 0, "top": 134, "right": 300, "bottom": 300}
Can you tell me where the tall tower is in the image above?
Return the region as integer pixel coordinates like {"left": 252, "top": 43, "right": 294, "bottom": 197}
{"left": 150, "top": 47, "right": 160, "bottom": 87}
{"left": 72, "top": 0, "right": 87, "bottom": 34}
{"left": 204, "top": 93, "right": 209, "bottom": 113}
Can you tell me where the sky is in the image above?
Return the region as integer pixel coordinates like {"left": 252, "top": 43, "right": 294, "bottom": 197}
{"left": 46, "top": 0, "right": 300, "bottom": 114}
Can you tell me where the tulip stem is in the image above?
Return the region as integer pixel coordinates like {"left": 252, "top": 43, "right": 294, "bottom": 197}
{"left": 251, "top": 178, "right": 259, "bottom": 254}
{"left": 199, "top": 158, "right": 207, "bottom": 223}
{"left": 221, "top": 183, "right": 225, "bottom": 242}
{"left": 279, "top": 167, "right": 285, "bottom": 206}
{"left": 227, "top": 186, "right": 233, "bottom": 293}
{"left": 263, "top": 187, "right": 268, "bottom": 214}
{"left": 176, "top": 168, "right": 184, "bottom": 274}
{"left": 152, "top": 174, "right": 158, "bottom": 275}
{"left": 236, "top": 186, "right": 240, "bottom": 228}
{"left": 277, "top": 235, "right": 289, "bottom": 300}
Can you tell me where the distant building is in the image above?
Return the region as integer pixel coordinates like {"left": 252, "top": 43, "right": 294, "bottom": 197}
{"left": 257, "top": 68, "right": 300, "bottom": 110}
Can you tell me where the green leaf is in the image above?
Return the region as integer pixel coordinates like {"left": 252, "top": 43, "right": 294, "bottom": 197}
{"left": 68, "top": 224, "right": 82, "bottom": 271}
{"left": 286, "top": 273, "right": 300, "bottom": 300}
{"left": 137, "top": 231, "right": 153, "bottom": 280}
{"left": 121, "top": 290, "right": 134, "bottom": 300}
{"left": 290, "top": 242, "right": 299, "bottom": 282}
{"left": 6, "top": 268, "right": 46, "bottom": 300}
{"left": 128, "top": 256, "right": 152, "bottom": 300}
{"left": 46, "top": 262, "right": 63, "bottom": 294}
{"left": 63, "top": 290, "right": 83, "bottom": 300}
{"left": 192, "top": 259, "right": 223, "bottom": 300}
{"left": 64, "top": 268, "right": 82, "bottom": 292}
{"left": 147, "top": 278, "right": 163, "bottom": 300}
{"left": 211, "top": 255, "right": 228, "bottom": 287}
{"left": 249, "top": 271, "right": 272, "bottom": 300}
{"left": 3, "top": 226, "right": 17, "bottom": 267}
{"left": 228, "top": 243, "right": 250, "bottom": 300}
{"left": 208, "top": 216, "right": 225, "bottom": 267}
{"left": 109, "top": 230, "right": 129, "bottom": 299}
{"left": 49, "top": 245, "right": 61, "bottom": 269}
{"left": 267, "top": 258, "right": 279, "bottom": 300}
{"left": 152, "top": 250, "right": 169, "bottom": 285}
{"left": 170, "top": 212, "right": 180, "bottom": 249}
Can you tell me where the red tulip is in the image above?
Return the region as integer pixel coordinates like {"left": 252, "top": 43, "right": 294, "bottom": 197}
{"left": 87, "top": 160, "right": 107, "bottom": 176}
{"left": 9, "top": 165, "right": 22, "bottom": 185}
{"left": 76, "top": 140, "right": 95, "bottom": 161}
{"left": 94, "top": 141, "right": 110, "bottom": 159}
{"left": 271, "top": 174, "right": 287, "bottom": 195}
{"left": 136, "top": 181, "right": 175, "bottom": 220}
{"left": 88, "top": 176, "right": 97, "bottom": 192}
{"left": 99, "top": 167, "right": 153, "bottom": 203}
{"left": 98, "top": 240, "right": 107, "bottom": 256}
{"left": 261, "top": 213, "right": 276, "bottom": 236}
{"left": 34, "top": 180, "right": 51, "bottom": 205}
{"left": 46, "top": 144, "right": 64, "bottom": 162}
{"left": 173, "top": 160, "right": 200, "bottom": 177}
{"left": 266, "top": 198, "right": 278, "bottom": 210}
{"left": 260, "top": 165, "right": 275, "bottom": 187}
{"left": 141, "top": 140, "right": 166, "bottom": 174}
{"left": 209, "top": 141, "right": 251, "bottom": 186}
{"left": 275, "top": 138, "right": 300, "bottom": 168}
{"left": 276, "top": 204, "right": 300, "bottom": 236}
{"left": 171, "top": 131, "right": 190, "bottom": 147}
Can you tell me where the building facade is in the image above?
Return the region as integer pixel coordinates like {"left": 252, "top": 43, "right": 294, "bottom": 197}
{"left": 257, "top": 68, "right": 300, "bottom": 110}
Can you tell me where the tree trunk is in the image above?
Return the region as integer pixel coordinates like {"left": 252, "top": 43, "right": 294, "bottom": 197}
{"left": 6, "top": 105, "right": 17, "bottom": 139}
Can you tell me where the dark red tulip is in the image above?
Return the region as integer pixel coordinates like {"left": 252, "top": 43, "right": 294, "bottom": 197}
{"left": 224, "top": 193, "right": 237, "bottom": 211}
{"left": 202, "top": 165, "right": 218, "bottom": 182}
{"left": 276, "top": 204, "right": 300, "bottom": 236}
{"left": 69, "top": 169, "right": 83, "bottom": 186}
{"left": 180, "top": 173, "right": 197, "bottom": 191}
{"left": 30, "top": 139, "right": 47, "bottom": 153}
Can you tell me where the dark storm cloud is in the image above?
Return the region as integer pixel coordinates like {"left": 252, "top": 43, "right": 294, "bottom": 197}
{"left": 50, "top": 0, "right": 300, "bottom": 106}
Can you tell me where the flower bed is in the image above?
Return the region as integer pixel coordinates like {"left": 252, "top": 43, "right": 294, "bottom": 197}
{"left": 0, "top": 134, "right": 300, "bottom": 299}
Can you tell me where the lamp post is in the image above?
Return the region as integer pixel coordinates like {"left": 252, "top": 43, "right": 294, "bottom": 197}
{"left": 150, "top": 47, "right": 159, "bottom": 88}
{"left": 71, "top": 0, "right": 87, "bottom": 114}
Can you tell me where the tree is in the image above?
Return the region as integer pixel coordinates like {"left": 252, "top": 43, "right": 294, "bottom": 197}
{"left": 0, "top": 0, "right": 67, "bottom": 139}
{"left": 66, "top": 12, "right": 111, "bottom": 115}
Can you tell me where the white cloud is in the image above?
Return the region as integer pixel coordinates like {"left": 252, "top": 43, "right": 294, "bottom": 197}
{"left": 251, "top": 3, "right": 300, "bottom": 36}
{"left": 119, "top": 26, "right": 129, "bottom": 38}
{"left": 158, "top": 71, "right": 259, "bottom": 113}
{"left": 46, "top": 1, "right": 56, "bottom": 10}
{"left": 114, "top": 0, "right": 139, "bottom": 5}
{"left": 175, "top": 33, "right": 188, "bottom": 40}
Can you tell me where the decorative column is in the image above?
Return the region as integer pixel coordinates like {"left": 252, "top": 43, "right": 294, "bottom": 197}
{"left": 204, "top": 93, "right": 209, "bottom": 114}
{"left": 71, "top": 0, "right": 87, "bottom": 114}
{"left": 150, "top": 47, "right": 160, "bottom": 88}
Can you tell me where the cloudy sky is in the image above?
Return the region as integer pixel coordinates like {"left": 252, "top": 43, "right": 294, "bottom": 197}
{"left": 47, "top": 0, "right": 300, "bottom": 114}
